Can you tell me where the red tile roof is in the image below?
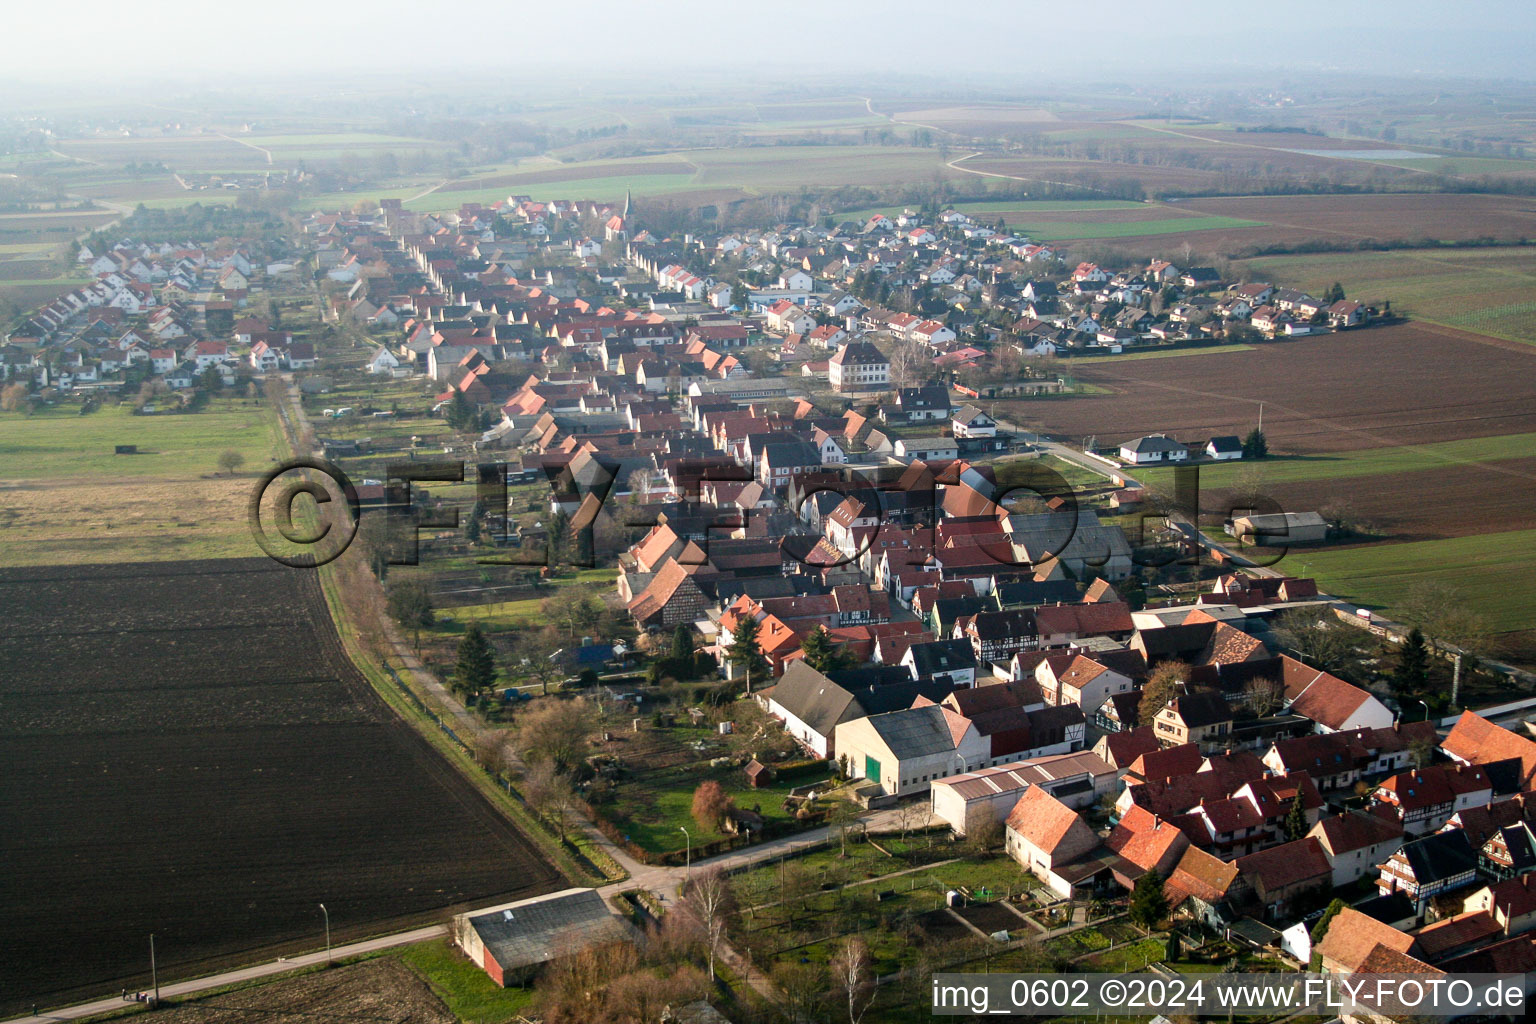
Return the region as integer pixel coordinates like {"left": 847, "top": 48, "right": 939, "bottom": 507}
{"left": 1442, "top": 711, "right": 1536, "bottom": 790}
{"left": 1316, "top": 907, "right": 1416, "bottom": 973}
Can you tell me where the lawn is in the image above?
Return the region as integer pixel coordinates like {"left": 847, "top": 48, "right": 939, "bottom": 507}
{"left": 907, "top": 855, "right": 1036, "bottom": 896}
{"left": 1242, "top": 246, "right": 1536, "bottom": 344}
{"left": 732, "top": 839, "right": 900, "bottom": 907}
{"left": 1138, "top": 431, "right": 1536, "bottom": 488}
{"left": 1071, "top": 343, "right": 1256, "bottom": 364}
{"left": 602, "top": 761, "right": 831, "bottom": 855}
{"left": 1297, "top": 528, "right": 1536, "bottom": 633}
{"left": 394, "top": 939, "right": 537, "bottom": 1024}
{"left": 0, "top": 397, "right": 289, "bottom": 567}
{"left": 0, "top": 398, "right": 283, "bottom": 481}
{"left": 1081, "top": 937, "right": 1167, "bottom": 972}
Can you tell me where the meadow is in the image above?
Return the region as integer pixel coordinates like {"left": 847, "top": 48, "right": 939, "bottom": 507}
{"left": 0, "top": 398, "right": 287, "bottom": 566}
{"left": 404, "top": 145, "right": 961, "bottom": 210}
{"left": 1241, "top": 246, "right": 1536, "bottom": 344}
{"left": 1289, "top": 530, "right": 1536, "bottom": 634}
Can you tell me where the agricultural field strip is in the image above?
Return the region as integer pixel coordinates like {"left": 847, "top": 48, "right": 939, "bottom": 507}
{"left": 0, "top": 559, "right": 564, "bottom": 1011}
{"left": 1063, "top": 330, "right": 1536, "bottom": 456}
{"left": 1139, "top": 431, "right": 1536, "bottom": 488}
{"left": 1291, "top": 529, "right": 1536, "bottom": 635}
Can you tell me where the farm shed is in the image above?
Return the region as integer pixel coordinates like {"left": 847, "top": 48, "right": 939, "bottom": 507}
{"left": 931, "top": 750, "right": 1116, "bottom": 835}
{"left": 453, "top": 888, "right": 635, "bottom": 987}
{"left": 1227, "top": 511, "right": 1329, "bottom": 545}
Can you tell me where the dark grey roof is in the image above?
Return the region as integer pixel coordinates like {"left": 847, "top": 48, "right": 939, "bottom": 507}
{"left": 906, "top": 638, "right": 978, "bottom": 677}
{"left": 865, "top": 703, "right": 958, "bottom": 759}
{"left": 897, "top": 384, "right": 951, "bottom": 410}
{"left": 1134, "top": 621, "right": 1217, "bottom": 660}
{"left": 1400, "top": 830, "right": 1478, "bottom": 884}
{"left": 969, "top": 609, "right": 1036, "bottom": 641}
{"left": 761, "top": 439, "right": 822, "bottom": 469}
{"left": 1122, "top": 434, "right": 1187, "bottom": 454}
{"left": 1208, "top": 435, "right": 1244, "bottom": 453}
{"left": 1007, "top": 510, "right": 1132, "bottom": 565}
{"left": 827, "top": 666, "right": 919, "bottom": 690}
{"left": 764, "top": 661, "right": 860, "bottom": 735}
{"left": 1168, "top": 691, "right": 1233, "bottom": 728}
{"left": 1351, "top": 891, "right": 1417, "bottom": 926}
{"left": 464, "top": 888, "right": 631, "bottom": 972}
{"left": 993, "top": 580, "right": 1083, "bottom": 609}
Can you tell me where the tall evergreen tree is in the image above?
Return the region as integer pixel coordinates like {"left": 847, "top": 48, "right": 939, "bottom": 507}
{"left": 728, "top": 615, "right": 769, "bottom": 692}
{"left": 1129, "top": 870, "right": 1168, "bottom": 931}
{"left": 672, "top": 624, "right": 694, "bottom": 661}
{"left": 1242, "top": 427, "right": 1269, "bottom": 459}
{"left": 800, "top": 626, "right": 854, "bottom": 673}
{"left": 545, "top": 508, "right": 571, "bottom": 567}
{"left": 454, "top": 623, "right": 497, "bottom": 697}
{"left": 1392, "top": 627, "right": 1431, "bottom": 696}
{"left": 1284, "top": 794, "right": 1309, "bottom": 842}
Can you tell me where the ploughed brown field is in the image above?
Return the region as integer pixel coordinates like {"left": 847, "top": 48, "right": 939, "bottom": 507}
{"left": 1207, "top": 459, "right": 1536, "bottom": 542}
{"left": 1178, "top": 192, "right": 1536, "bottom": 244}
{"left": 0, "top": 559, "right": 563, "bottom": 1014}
{"left": 1008, "top": 323, "right": 1536, "bottom": 455}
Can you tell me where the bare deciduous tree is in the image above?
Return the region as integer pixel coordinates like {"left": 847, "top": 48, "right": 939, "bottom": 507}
{"left": 1243, "top": 677, "right": 1284, "bottom": 717}
{"left": 523, "top": 760, "right": 578, "bottom": 842}
{"left": 1398, "top": 580, "right": 1491, "bottom": 655}
{"left": 885, "top": 336, "right": 927, "bottom": 390}
{"left": 772, "top": 960, "right": 829, "bottom": 1024}
{"left": 516, "top": 698, "right": 596, "bottom": 774}
{"left": 828, "top": 935, "right": 875, "bottom": 1024}
{"left": 680, "top": 866, "right": 736, "bottom": 981}
{"left": 1272, "top": 608, "right": 1357, "bottom": 674}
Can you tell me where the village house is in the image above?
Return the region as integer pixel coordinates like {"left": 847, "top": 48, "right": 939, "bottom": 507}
{"left": 1378, "top": 829, "right": 1481, "bottom": 915}
{"left": 1005, "top": 786, "right": 1109, "bottom": 898}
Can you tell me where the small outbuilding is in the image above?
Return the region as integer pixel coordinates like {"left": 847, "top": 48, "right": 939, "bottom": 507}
{"left": 1227, "top": 511, "right": 1329, "bottom": 546}
{"left": 453, "top": 888, "right": 635, "bottom": 987}
{"left": 1205, "top": 436, "right": 1244, "bottom": 461}
{"left": 744, "top": 758, "right": 775, "bottom": 788}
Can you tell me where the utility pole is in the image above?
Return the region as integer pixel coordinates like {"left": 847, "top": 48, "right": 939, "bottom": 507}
{"left": 319, "top": 903, "right": 331, "bottom": 965}
{"left": 679, "top": 826, "right": 691, "bottom": 882}
{"left": 150, "top": 933, "right": 159, "bottom": 1006}
{"left": 1451, "top": 653, "right": 1463, "bottom": 707}
{"left": 1257, "top": 402, "right": 1264, "bottom": 434}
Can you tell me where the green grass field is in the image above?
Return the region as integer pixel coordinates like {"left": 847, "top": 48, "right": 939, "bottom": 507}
{"left": 604, "top": 762, "right": 829, "bottom": 855}
{"left": 1292, "top": 529, "right": 1536, "bottom": 634}
{"left": 394, "top": 939, "right": 537, "bottom": 1024}
{"left": 1139, "top": 432, "right": 1536, "bottom": 489}
{"left": 1242, "top": 246, "right": 1536, "bottom": 344}
{"left": 0, "top": 399, "right": 282, "bottom": 480}
{"left": 0, "top": 398, "right": 287, "bottom": 566}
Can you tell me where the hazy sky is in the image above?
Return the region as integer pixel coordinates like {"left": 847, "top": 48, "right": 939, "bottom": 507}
{"left": 8, "top": 1, "right": 1536, "bottom": 84}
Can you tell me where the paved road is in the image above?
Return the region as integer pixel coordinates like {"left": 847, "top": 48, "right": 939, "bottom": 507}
{"left": 7, "top": 926, "right": 447, "bottom": 1024}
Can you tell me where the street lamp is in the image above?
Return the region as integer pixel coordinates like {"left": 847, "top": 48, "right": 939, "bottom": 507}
{"left": 1417, "top": 699, "right": 1430, "bottom": 724}
{"left": 319, "top": 903, "right": 331, "bottom": 965}
{"left": 679, "top": 826, "right": 691, "bottom": 882}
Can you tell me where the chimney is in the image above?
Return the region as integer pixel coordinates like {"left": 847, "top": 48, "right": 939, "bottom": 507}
{"left": 1153, "top": 814, "right": 1162, "bottom": 831}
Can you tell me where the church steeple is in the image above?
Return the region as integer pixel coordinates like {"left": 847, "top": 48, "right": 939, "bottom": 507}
{"left": 622, "top": 190, "right": 631, "bottom": 218}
